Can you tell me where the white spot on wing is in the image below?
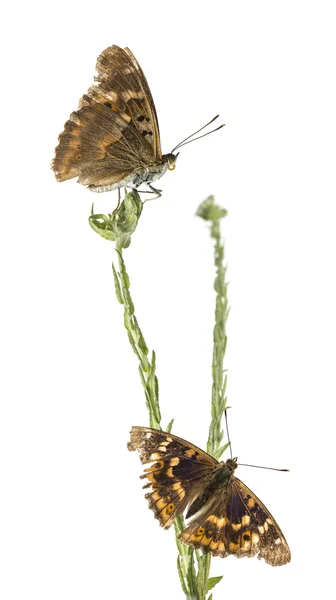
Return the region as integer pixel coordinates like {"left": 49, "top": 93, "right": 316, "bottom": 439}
{"left": 252, "top": 533, "right": 260, "bottom": 545}
{"left": 149, "top": 452, "right": 161, "bottom": 461}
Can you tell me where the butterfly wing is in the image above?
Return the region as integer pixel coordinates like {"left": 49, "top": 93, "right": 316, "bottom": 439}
{"left": 128, "top": 426, "right": 217, "bottom": 529}
{"left": 123, "top": 47, "right": 161, "bottom": 158}
{"left": 52, "top": 45, "right": 162, "bottom": 189}
{"left": 180, "top": 476, "right": 291, "bottom": 566}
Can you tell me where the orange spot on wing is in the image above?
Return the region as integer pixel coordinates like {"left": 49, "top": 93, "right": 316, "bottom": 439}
{"left": 185, "top": 449, "right": 196, "bottom": 458}
{"left": 229, "top": 542, "right": 240, "bottom": 552}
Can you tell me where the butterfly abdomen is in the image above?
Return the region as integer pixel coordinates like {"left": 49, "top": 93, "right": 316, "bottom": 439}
{"left": 130, "top": 162, "right": 169, "bottom": 187}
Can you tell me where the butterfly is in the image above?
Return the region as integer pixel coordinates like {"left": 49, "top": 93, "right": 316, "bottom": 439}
{"left": 52, "top": 45, "right": 223, "bottom": 198}
{"left": 128, "top": 426, "right": 291, "bottom": 567}
{"left": 52, "top": 45, "right": 176, "bottom": 196}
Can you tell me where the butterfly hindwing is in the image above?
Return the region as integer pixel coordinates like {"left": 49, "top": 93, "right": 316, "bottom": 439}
{"left": 180, "top": 476, "right": 291, "bottom": 566}
{"left": 128, "top": 426, "right": 216, "bottom": 529}
{"left": 52, "top": 45, "right": 161, "bottom": 189}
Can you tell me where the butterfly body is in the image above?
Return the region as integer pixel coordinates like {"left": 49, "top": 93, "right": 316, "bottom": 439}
{"left": 128, "top": 426, "right": 291, "bottom": 566}
{"left": 84, "top": 153, "right": 176, "bottom": 194}
{"left": 186, "top": 458, "right": 237, "bottom": 519}
{"left": 52, "top": 46, "right": 176, "bottom": 195}
{"left": 117, "top": 152, "right": 176, "bottom": 190}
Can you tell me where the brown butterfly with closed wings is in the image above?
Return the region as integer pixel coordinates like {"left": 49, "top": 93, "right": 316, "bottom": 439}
{"left": 52, "top": 45, "right": 223, "bottom": 197}
{"left": 128, "top": 426, "right": 291, "bottom": 567}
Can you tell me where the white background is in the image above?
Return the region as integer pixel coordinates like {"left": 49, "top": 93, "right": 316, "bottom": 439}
{"left": 1, "top": 1, "right": 335, "bottom": 598}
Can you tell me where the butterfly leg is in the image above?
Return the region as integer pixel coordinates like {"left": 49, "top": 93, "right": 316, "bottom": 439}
{"left": 147, "top": 184, "right": 162, "bottom": 200}
{"left": 134, "top": 186, "right": 161, "bottom": 203}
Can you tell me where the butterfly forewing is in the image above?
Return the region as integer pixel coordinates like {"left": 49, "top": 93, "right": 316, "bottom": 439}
{"left": 128, "top": 426, "right": 216, "bottom": 528}
{"left": 94, "top": 46, "right": 161, "bottom": 158}
{"left": 129, "top": 427, "right": 291, "bottom": 566}
{"left": 123, "top": 48, "right": 161, "bottom": 158}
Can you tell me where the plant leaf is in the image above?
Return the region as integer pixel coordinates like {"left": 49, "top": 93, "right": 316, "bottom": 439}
{"left": 166, "top": 418, "right": 174, "bottom": 433}
{"left": 206, "top": 575, "right": 223, "bottom": 592}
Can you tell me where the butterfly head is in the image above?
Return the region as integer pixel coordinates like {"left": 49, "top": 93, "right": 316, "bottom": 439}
{"left": 223, "top": 457, "right": 238, "bottom": 473}
{"left": 163, "top": 152, "right": 179, "bottom": 171}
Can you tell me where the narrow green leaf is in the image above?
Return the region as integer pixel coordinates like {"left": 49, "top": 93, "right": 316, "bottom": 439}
{"left": 177, "top": 556, "right": 189, "bottom": 596}
{"left": 214, "top": 441, "right": 231, "bottom": 460}
{"left": 175, "top": 535, "right": 185, "bottom": 557}
{"left": 195, "top": 551, "right": 203, "bottom": 591}
{"left": 166, "top": 418, "right": 174, "bottom": 433}
{"left": 122, "top": 287, "right": 134, "bottom": 314}
{"left": 174, "top": 514, "right": 186, "bottom": 535}
{"left": 206, "top": 576, "right": 223, "bottom": 592}
{"left": 134, "top": 315, "right": 149, "bottom": 355}
{"left": 112, "top": 264, "right": 123, "bottom": 304}
{"left": 186, "top": 550, "right": 198, "bottom": 599}
{"left": 204, "top": 553, "right": 211, "bottom": 584}
{"left": 123, "top": 310, "right": 133, "bottom": 333}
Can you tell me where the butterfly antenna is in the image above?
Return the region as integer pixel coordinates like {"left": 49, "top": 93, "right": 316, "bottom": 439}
{"left": 238, "top": 463, "right": 289, "bottom": 472}
{"left": 171, "top": 116, "right": 225, "bottom": 153}
{"left": 224, "top": 409, "right": 233, "bottom": 460}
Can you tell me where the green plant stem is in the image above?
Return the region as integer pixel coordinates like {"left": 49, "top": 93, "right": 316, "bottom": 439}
{"left": 196, "top": 196, "right": 230, "bottom": 459}
{"left": 112, "top": 247, "right": 161, "bottom": 430}
{"left": 206, "top": 212, "right": 230, "bottom": 460}
{"left": 106, "top": 192, "right": 230, "bottom": 600}
{"left": 194, "top": 196, "right": 230, "bottom": 599}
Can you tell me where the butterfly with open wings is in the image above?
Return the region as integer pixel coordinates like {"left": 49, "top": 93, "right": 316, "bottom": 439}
{"left": 128, "top": 426, "right": 291, "bottom": 567}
